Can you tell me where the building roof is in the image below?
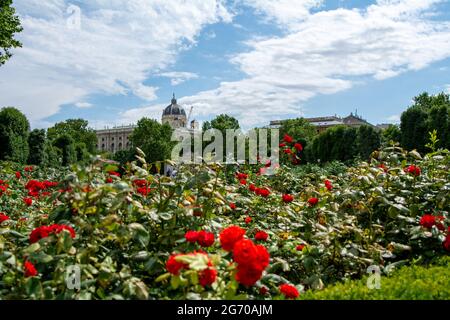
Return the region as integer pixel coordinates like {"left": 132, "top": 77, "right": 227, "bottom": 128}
{"left": 163, "top": 94, "right": 186, "bottom": 116}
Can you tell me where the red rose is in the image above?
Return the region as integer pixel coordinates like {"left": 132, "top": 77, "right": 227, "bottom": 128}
{"left": 233, "top": 239, "right": 259, "bottom": 265}
{"left": 296, "top": 244, "right": 305, "bottom": 251}
{"left": 419, "top": 214, "right": 436, "bottom": 229}
{"left": 282, "top": 194, "right": 294, "bottom": 203}
{"left": 258, "top": 188, "right": 270, "bottom": 197}
{"left": 283, "top": 148, "right": 292, "bottom": 154}
{"left": 185, "top": 231, "right": 199, "bottom": 243}
{"left": 324, "top": 180, "right": 333, "bottom": 191}
{"left": 255, "top": 231, "right": 268, "bottom": 241}
{"left": 245, "top": 216, "right": 252, "bottom": 224}
{"left": 259, "top": 286, "right": 269, "bottom": 295}
{"left": 24, "top": 261, "right": 38, "bottom": 277}
{"left": 220, "top": 226, "right": 246, "bottom": 251}
{"left": 137, "top": 187, "right": 152, "bottom": 196}
{"left": 0, "top": 213, "right": 10, "bottom": 224}
{"left": 199, "top": 267, "right": 217, "bottom": 287}
{"left": 197, "top": 231, "right": 215, "bottom": 247}
{"left": 236, "top": 172, "right": 248, "bottom": 180}
{"left": 265, "top": 160, "right": 272, "bottom": 168}
{"left": 230, "top": 203, "right": 237, "bottom": 210}
{"left": 249, "top": 184, "right": 257, "bottom": 192}
{"left": 443, "top": 235, "right": 450, "bottom": 252}
{"left": 233, "top": 241, "right": 270, "bottom": 286}
{"left": 29, "top": 224, "right": 75, "bottom": 243}
{"left": 378, "top": 164, "right": 388, "bottom": 172}
{"left": 240, "top": 179, "right": 247, "bottom": 185}
{"left": 280, "top": 284, "right": 299, "bottom": 299}
{"left": 405, "top": 165, "right": 421, "bottom": 176}
{"left": 106, "top": 177, "right": 113, "bottom": 183}
{"left": 133, "top": 179, "right": 147, "bottom": 188}
{"left": 24, "top": 197, "right": 33, "bottom": 206}
{"left": 294, "top": 143, "right": 303, "bottom": 151}
{"left": 166, "top": 254, "right": 188, "bottom": 275}
{"left": 15, "top": 171, "right": 21, "bottom": 179}
{"left": 283, "top": 134, "right": 293, "bottom": 143}
{"left": 308, "top": 197, "right": 319, "bottom": 206}
{"left": 109, "top": 171, "right": 121, "bottom": 177}
{"left": 235, "top": 266, "right": 264, "bottom": 286}
{"left": 279, "top": 143, "right": 286, "bottom": 148}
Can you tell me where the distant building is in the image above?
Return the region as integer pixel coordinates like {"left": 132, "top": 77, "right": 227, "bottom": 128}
{"left": 270, "top": 112, "right": 374, "bottom": 133}
{"left": 96, "top": 94, "right": 198, "bottom": 153}
{"left": 96, "top": 125, "right": 135, "bottom": 153}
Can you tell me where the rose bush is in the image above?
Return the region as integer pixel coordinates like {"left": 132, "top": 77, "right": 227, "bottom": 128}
{"left": 0, "top": 144, "right": 448, "bottom": 300}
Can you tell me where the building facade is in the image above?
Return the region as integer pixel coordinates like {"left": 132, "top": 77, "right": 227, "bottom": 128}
{"left": 96, "top": 95, "right": 198, "bottom": 153}
{"left": 270, "top": 112, "right": 374, "bottom": 133}
{"left": 96, "top": 125, "right": 135, "bottom": 153}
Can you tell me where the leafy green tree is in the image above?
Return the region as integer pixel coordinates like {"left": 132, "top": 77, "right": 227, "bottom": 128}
{"left": 308, "top": 125, "right": 358, "bottom": 163}
{"left": 43, "top": 142, "right": 61, "bottom": 167}
{"left": 428, "top": 104, "right": 449, "bottom": 149}
{"left": 28, "top": 129, "right": 47, "bottom": 165}
{"left": 47, "top": 119, "right": 97, "bottom": 153}
{"left": 279, "top": 117, "right": 317, "bottom": 143}
{"left": 382, "top": 124, "right": 401, "bottom": 145}
{"left": 0, "top": 107, "right": 29, "bottom": 163}
{"left": 53, "top": 134, "right": 76, "bottom": 166}
{"left": 400, "top": 106, "right": 428, "bottom": 153}
{"left": 356, "top": 125, "right": 381, "bottom": 160}
{"left": 74, "top": 142, "right": 90, "bottom": 163}
{"left": 129, "top": 118, "right": 174, "bottom": 163}
{"left": 203, "top": 114, "right": 240, "bottom": 133}
{"left": 0, "top": 0, "right": 22, "bottom": 66}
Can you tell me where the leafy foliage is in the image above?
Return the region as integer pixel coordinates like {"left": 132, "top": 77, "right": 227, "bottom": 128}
{"left": 0, "top": 107, "right": 30, "bottom": 163}
{"left": 28, "top": 129, "right": 47, "bottom": 166}
{"left": 0, "top": 142, "right": 448, "bottom": 300}
{"left": 301, "top": 257, "right": 450, "bottom": 300}
{"left": 0, "top": 0, "right": 22, "bottom": 66}
{"left": 47, "top": 119, "right": 97, "bottom": 154}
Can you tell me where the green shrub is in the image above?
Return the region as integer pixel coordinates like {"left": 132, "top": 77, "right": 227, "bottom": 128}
{"left": 301, "top": 258, "right": 450, "bottom": 300}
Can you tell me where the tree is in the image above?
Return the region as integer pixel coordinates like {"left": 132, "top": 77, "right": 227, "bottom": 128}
{"left": 74, "top": 142, "right": 90, "bottom": 163}
{"left": 53, "top": 134, "right": 76, "bottom": 166}
{"left": 47, "top": 119, "right": 97, "bottom": 153}
{"left": 0, "top": 107, "right": 29, "bottom": 163}
{"left": 0, "top": 0, "right": 22, "bottom": 66}
{"left": 382, "top": 124, "right": 401, "bottom": 145}
{"left": 279, "top": 118, "right": 317, "bottom": 143}
{"left": 356, "top": 125, "right": 381, "bottom": 160}
{"left": 308, "top": 125, "right": 358, "bottom": 163}
{"left": 400, "top": 106, "right": 428, "bottom": 153}
{"left": 129, "top": 118, "right": 174, "bottom": 163}
{"left": 428, "top": 104, "right": 449, "bottom": 149}
{"left": 400, "top": 92, "right": 450, "bottom": 151}
{"left": 203, "top": 114, "right": 240, "bottom": 133}
{"left": 28, "top": 129, "right": 47, "bottom": 165}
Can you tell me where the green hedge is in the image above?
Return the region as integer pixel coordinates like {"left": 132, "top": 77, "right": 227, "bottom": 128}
{"left": 301, "top": 258, "right": 450, "bottom": 300}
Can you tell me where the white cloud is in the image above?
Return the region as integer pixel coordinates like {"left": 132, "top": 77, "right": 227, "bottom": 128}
{"left": 0, "top": 0, "right": 232, "bottom": 127}
{"left": 241, "top": 0, "right": 323, "bottom": 29}
{"left": 75, "top": 102, "right": 93, "bottom": 108}
{"left": 158, "top": 72, "right": 199, "bottom": 86}
{"left": 174, "top": 0, "right": 450, "bottom": 128}
{"left": 386, "top": 114, "right": 401, "bottom": 123}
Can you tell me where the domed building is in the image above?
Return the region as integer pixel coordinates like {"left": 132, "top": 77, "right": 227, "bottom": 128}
{"left": 162, "top": 94, "right": 187, "bottom": 129}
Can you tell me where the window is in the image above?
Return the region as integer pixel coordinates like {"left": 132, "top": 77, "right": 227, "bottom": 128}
{"left": 102, "top": 144, "right": 105, "bottom": 149}
{"left": 112, "top": 137, "right": 115, "bottom": 141}
{"left": 102, "top": 138, "right": 105, "bottom": 142}
{"left": 119, "top": 137, "right": 122, "bottom": 140}
{"left": 119, "top": 143, "right": 122, "bottom": 148}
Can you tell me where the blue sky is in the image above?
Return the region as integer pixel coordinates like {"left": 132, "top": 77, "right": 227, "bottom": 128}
{"left": 0, "top": 0, "right": 450, "bottom": 130}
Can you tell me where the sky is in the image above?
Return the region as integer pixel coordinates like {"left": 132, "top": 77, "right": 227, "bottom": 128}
{"left": 1, "top": 0, "right": 450, "bottom": 130}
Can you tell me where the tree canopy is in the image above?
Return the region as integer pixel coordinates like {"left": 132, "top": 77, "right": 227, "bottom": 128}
{"left": 0, "top": 107, "right": 29, "bottom": 163}
{"left": 0, "top": 0, "right": 22, "bottom": 66}
{"left": 130, "top": 118, "right": 174, "bottom": 164}
{"left": 47, "top": 119, "right": 97, "bottom": 153}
